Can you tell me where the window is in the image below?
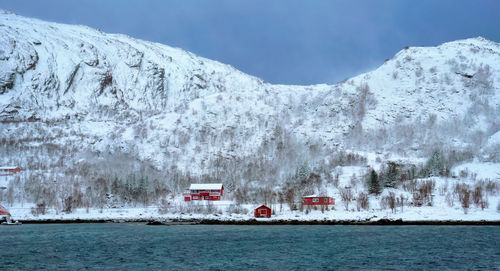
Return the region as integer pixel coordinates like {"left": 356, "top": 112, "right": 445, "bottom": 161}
{"left": 191, "top": 190, "right": 198, "bottom": 194}
{"left": 312, "top": 198, "right": 319, "bottom": 203}
{"left": 324, "top": 198, "right": 328, "bottom": 203}
{"left": 193, "top": 196, "right": 198, "bottom": 200}
{"left": 205, "top": 196, "right": 210, "bottom": 200}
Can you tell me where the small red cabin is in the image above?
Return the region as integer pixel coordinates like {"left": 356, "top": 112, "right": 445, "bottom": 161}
{"left": 184, "top": 183, "right": 224, "bottom": 201}
{"left": 302, "top": 195, "right": 335, "bottom": 206}
{"left": 254, "top": 205, "right": 271, "bottom": 218}
{"left": 0, "top": 166, "right": 20, "bottom": 176}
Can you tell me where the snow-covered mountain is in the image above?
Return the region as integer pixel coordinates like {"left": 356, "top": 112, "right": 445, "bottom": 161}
{"left": 0, "top": 10, "right": 499, "bottom": 193}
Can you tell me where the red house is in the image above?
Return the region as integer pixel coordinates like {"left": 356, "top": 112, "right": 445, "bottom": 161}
{"left": 0, "top": 205, "right": 10, "bottom": 216}
{"left": 302, "top": 195, "right": 335, "bottom": 206}
{"left": 254, "top": 205, "right": 271, "bottom": 218}
{"left": 184, "top": 183, "right": 223, "bottom": 201}
{"left": 0, "top": 166, "right": 21, "bottom": 176}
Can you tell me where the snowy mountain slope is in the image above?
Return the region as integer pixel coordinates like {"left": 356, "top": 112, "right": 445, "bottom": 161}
{"left": 361, "top": 38, "right": 498, "bottom": 128}
{"left": 0, "top": 10, "right": 499, "bottom": 184}
{"left": 330, "top": 37, "right": 500, "bottom": 155}
{"left": 0, "top": 10, "right": 264, "bottom": 121}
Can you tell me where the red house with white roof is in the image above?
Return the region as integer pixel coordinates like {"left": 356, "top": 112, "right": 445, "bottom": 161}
{"left": 184, "top": 183, "right": 223, "bottom": 201}
{"left": 302, "top": 195, "right": 335, "bottom": 206}
{"left": 0, "top": 166, "right": 20, "bottom": 176}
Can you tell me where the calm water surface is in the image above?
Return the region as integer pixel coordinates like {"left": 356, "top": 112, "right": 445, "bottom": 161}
{"left": 0, "top": 224, "right": 498, "bottom": 270}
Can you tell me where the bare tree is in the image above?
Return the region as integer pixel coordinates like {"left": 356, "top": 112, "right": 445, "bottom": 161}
{"left": 30, "top": 202, "right": 47, "bottom": 216}
{"left": 455, "top": 184, "right": 471, "bottom": 214}
{"left": 356, "top": 192, "right": 369, "bottom": 211}
{"left": 285, "top": 189, "right": 296, "bottom": 211}
{"left": 339, "top": 187, "right": 353, "bottom": 211}
{"left": 381, "top": 192, "right": 396, "bottom": 213}
{"left": 472, "top": 184, "right": 488, "bottom": 210}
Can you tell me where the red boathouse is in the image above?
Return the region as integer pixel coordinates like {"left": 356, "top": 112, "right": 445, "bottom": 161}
{"left": 302, "top": 195, "right": 335, "bottom": 206}
{"left": 184, "top": 183, "right": 224, "bottom": 201}
{"left": 254, "top": 205, "right": 271, "bottom": 218}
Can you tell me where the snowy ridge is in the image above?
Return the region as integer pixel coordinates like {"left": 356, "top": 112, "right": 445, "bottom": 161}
{"left": 1, "top": 11, "right": 499, "bottom": 172}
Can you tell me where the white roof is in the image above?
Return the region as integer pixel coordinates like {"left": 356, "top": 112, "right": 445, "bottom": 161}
{"left": 303, "top": 194, "right": 330, "bottom": 198}
{"left": 0, "top": 166, "right": 19, "bottom": 170}
{"left": 189, "top": 183, "right": 223, "bottom": 190}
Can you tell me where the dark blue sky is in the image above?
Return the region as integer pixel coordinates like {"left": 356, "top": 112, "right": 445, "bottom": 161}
{"left": 1, "top": 0, "right": 499, "bottom": 85}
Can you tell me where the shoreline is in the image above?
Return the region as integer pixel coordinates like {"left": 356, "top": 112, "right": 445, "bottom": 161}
{"left": 17, "top": 218, "right": 500, "bottom": 225}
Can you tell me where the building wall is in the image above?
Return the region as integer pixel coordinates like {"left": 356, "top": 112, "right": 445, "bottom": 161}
{"left": 0, "top": 167, "right": 20, "bottom": 175}
{"left": 254, "top": 206, "right": 271, "bottom": 217}
{"left": 303, "top": 197, "right": 335, "bottom": 205}
{"left": 184, "top": 189, "right": 222, "bottom": 201}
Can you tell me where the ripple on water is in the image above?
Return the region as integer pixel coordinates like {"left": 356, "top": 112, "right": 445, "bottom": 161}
{"left": 0, "top": 224, "right": 498, "bottom": 270}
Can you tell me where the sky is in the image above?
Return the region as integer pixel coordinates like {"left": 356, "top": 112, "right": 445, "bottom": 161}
{"left": 1, "top": 0, "right": 499, "bottom": 85}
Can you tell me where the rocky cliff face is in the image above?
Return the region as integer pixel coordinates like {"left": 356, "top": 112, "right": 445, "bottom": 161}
{"left": 0, "top": 10, "right": 499, "bottom": 186}
{"left": 0, "top": 10, "right": 264, "bottom": 122}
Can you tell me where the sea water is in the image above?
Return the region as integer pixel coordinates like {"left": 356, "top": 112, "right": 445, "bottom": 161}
{"left": 0, "top": 224, "right": 498, "bottom": 270}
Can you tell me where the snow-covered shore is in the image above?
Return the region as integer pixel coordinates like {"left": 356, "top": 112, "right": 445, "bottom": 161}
{"left": 10, "top": 200, "right": 500, "bottom": 224}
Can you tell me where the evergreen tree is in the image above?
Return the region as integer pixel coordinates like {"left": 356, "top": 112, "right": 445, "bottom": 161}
{"left": 423, "top": 149, "right": 445, "bottom": 177}
{"left": 368, "top": 169, "right": 381, "bottom": 195}
{"left": 138, "top": 175, "right": 149, "bottom": 206}
{"left": 383, "top": 162, "right": 399, "bottom": 188}
{"left": 295, "top": 162, "right": 311, "bottom": 182}
{"left": 111, "top": 176, "right": 120, "bottom": 196}
{"left": 337, "top": 151, "right": 346, "bottom": 166}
